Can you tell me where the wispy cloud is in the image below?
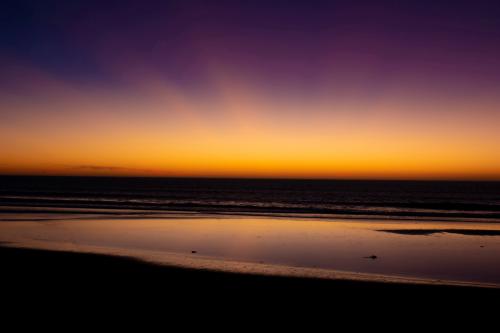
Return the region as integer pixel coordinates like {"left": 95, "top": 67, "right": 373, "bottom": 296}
{"left": 69, "top": 165, "right": 154, "bottom": 173}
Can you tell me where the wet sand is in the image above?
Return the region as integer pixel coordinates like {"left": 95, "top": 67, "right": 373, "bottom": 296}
{"left": 1, "top": 214, "right": 500, "bottom": 287}
{"left": 3, "top": 215, "right": 500, "bottom": 318}
{"left": 2, "top": 245, "right": 496, "bottom": 306}
{"left": 378, "top": 229, "right": 500, "bottom": 236}
{"left": 2, "top": 243, "right": 498, "bottom": 324}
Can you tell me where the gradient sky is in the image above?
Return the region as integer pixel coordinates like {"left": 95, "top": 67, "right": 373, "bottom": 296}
{"left": 1, "top": 0, "right": 500, "bottom": 179}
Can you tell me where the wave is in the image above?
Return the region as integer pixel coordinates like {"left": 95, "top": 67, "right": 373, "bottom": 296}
{"left": 1, "top": 177, "right": 499, "bottom": 222}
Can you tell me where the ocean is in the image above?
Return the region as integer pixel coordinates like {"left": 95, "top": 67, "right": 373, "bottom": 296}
{"left": 1, "top": 176, "right": 499, "bottom": 222}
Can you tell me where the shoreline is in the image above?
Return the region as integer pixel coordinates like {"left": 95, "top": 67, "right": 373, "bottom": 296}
{"left": 3, "top": 245, "right": 498, "bottom": 293}
{"left": 2, "top": 205, "right": 500, "bottom": 224}
{"left": 3, "top": 241, "right": 499, "bottom": 289}
{"left": 2, "top": 214, "right": 500, "bottom": 287}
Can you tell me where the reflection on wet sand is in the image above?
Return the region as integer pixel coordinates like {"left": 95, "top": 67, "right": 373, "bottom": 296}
{"left": 1, "top": 214, "right": 500, "bottom": 287}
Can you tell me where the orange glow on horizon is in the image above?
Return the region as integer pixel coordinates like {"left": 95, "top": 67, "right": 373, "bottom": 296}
{"left": 1, "top": 64, "right": 500, "bottom": 181}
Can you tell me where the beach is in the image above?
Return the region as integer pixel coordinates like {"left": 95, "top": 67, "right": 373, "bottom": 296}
{"left": 2, "top": 245, "right": 495, "bottom": 306}
{"left": 2, "top": 212, "right": 500, "bottom": 288}
{"left": 2, "top": 177, "right": 500, "bottom": 312}
{"left": 4, "top": 245, "right": 499, "bottom": 325}
{"left": 3, "top": 211, "right": 500, "bottom": 320}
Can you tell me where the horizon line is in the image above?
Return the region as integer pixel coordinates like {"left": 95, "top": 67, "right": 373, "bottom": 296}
{"left": 1, "top": 174, "right": 500, "bottom": 182}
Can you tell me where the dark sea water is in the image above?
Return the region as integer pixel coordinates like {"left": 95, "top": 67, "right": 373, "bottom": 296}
{"left": 1, "top": 176, "right": 500, "bottom": 222}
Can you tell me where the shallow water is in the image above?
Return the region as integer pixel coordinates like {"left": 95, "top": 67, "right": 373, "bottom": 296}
{"left": 1, "top": 214, "right": 500, "bottom": 286}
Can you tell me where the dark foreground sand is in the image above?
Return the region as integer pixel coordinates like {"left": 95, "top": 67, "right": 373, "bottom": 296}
{"left": 3, "top": 245, "right": 498, "bottom": 308}
{"left": 2, "top": 248, "right": 499, "bottom": 331}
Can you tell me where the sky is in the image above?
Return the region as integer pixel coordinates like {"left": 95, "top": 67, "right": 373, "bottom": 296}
{"left": 1, "top": 0, "right": 500, "bottom": 179}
